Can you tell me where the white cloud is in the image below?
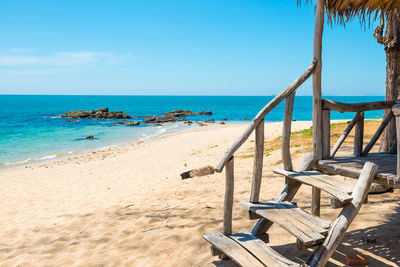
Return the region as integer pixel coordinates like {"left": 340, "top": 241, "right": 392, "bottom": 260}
{"left": 0, "top": 50, "right": 131, "bottom": 67}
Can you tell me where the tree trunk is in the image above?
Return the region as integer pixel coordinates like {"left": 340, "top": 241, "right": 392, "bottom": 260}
{"left": 379, "top": 9, "right": 400, "bottom": 152}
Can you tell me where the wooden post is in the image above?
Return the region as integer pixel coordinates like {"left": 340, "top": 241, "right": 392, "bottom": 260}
{"left": 312, "top": 0, "right": 324, "bottom": 161}
{"left": 250, "top": 121, "right": 264, "bottom": 203}
{"left": 312, "top": 187, "right": 321, "bottom": 216}
{"left": 282, "top": 93, "right": 296, "bottom": 170}
{"left": 392, "top": 105, "right": 400, "bottom": 176}
{"left": 354, "top": 112, "right": 364, "bottom": 156}
{"left": 322, "top": 109, "right": 330, "bottom": 159}
{"left": 223, "top": 156, "right": 234, "bottom": 236}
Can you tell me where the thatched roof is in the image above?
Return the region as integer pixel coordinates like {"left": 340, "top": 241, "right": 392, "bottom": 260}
{"left": 300, "top": 0, "right": 400, "bottom": 24}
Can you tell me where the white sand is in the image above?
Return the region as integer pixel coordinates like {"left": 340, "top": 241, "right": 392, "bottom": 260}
{"left": 0, "top": 122, "right": 398, "bottom": 266}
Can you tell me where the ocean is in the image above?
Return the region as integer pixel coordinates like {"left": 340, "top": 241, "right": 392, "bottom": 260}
{"left": 0, "top": 95, "right": 384, "bottom": 168}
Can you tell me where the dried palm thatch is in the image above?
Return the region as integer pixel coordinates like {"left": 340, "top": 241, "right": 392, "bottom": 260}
{"left": 299, "top": 0, "right": 400, "bottom": 25}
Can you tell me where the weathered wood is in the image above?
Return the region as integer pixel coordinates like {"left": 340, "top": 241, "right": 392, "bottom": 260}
{"left": 215, "top": 59, "right": 317, "bottom": 172}
{"left": 295, "top": 170, "right": 353, "bottom": 194}
{"left": 308, "top": 162, "right": 378, "bottom": 267}
{"left": 393, "top": 105, "right": 400, "bottom": 176}
{"left": 282, "top": 92, "right": 296, "bottom": 170}
{"left": 230, "top": 232, "right": 301, "bottom": 267}
{"left": 330, "top": 112, "right": 361, "bottom": 158}
{"left": 316, "top": 154, "right": 400, "bottom": 188}
{"left": 354, "top": 112, "right": 364, "bottom": 156}
{"left": 312, "top": 187, "right": 321, "bottom": 216}
{"left": 223, "top": 157, "right": 234, "bottom": 236}
{"left": 251, "top": 153, "right": 316, "bottom": 236}
{"left": 322, "top": 109, "right": 331, "bottom": 159}
{"left": 274, "top": 169, "right": 353, "bottom": 203}
{"left": 322, "top": 99, "right": 395, "bottom": 113}
{"left": 250, "top": 121, "right": 264, "bottom": 203}
{"left": 312, "top": 0, "right": 324, "bottom": 161}
{"left": 203, "top": 232, "right": 265, "bottom": 267}
{"left": 242, "top": 201, "right": 327, "bottom": 247}
{"left": 361, "top": 111, "right": 394, "bottom": 156}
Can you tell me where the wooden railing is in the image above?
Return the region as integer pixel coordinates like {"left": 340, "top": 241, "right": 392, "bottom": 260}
{"left": 321, "top": 99, "right": 399, "bottom": 159}
{"left": 217, "top": 59, "right": 317, "bottom": 235}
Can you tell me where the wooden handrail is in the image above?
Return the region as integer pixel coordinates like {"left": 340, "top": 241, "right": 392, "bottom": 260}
{"left": 214, "top": 59, "right": 318, "bottom": 172}
{"left": 322, "top": 99, "right": 396, "bottom": 113}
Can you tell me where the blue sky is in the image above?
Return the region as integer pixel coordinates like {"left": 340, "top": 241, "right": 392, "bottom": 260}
{"left": 0, "top": 0, "right": 385, "bottom": 96}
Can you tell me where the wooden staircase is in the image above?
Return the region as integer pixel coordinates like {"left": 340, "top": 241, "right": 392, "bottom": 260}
{"left": 203, "top": 161, "right": 378, "bottom": 266}
{"left": 202, "top": 60, "right": 381, "bottom": 266}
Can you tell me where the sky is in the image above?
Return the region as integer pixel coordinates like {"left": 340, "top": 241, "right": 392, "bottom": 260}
{"left": 0, "top": 0, "right": 386, "bottom": 96}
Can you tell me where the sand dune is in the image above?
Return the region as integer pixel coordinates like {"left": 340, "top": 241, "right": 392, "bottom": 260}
{"left": 0, "top": 122, "right": 399, "bottom": 266}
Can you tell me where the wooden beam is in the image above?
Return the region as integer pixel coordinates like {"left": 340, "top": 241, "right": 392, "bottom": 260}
{"left": 215, "top": 59, "right": 317, "bottom": 172}
{"left": 308, "top": 162, "right": 378, "bottom": 267}
{"left": 322, "top": 109, "right": 331, "bottom": 159}
{"left": 330, "top": 112, "right": 361, "bottom": 158}
{"left": 322, "top": 99, "right": 395, "bottom": 113}
{"left": 282, "top": 93, "right": 296, "bottom": 170}
{"left": 392, "top": 105, "right": 400, "bottom": 176}
{"left": 354, "top": 112, "right": 364, "bottom": 156}
{"left": 361, "top": 111, "right": 394, "bottom": 156}
{"left": 312, "top": 0, "right": 324, "bottom": 161}
{"left": 250, "top": 121, "right": 264, "bottom": 203}
{"left": 223, "top": 156, "right": 234, "bottom": 236}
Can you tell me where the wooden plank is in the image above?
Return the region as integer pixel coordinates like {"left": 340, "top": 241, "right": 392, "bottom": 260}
{"left": 316, "top": 159, "right": 400, "bottom": 188}
{"left": 250, "top": 121, "right": 264, "bottom": 203}
{"left": 230, "top": 232, "right": 301, "bottom": 267}
{"left": 241, "top": 201, "right": 326, "bottom": 246}
{"left": 274, "top": 169, "right": 352, "bottom": 203}
{"left": 308, "top": 162, "right": 378, "bottom": 267}
{"left": 282, "top": 92, "right": 296, "bottom": 170}
{"left": 223, "top": 157, "right": 234, "bottom": 236}
{"left": 215, "top": 59, "right": 317, "bottom": 172}
{"left": 312, "top": 0, "right": 324, "bottom": 161}
{"left": 362, "top": 111, "right": 394, "bottom": 156}
{"left": 304, "top": 170, "right": 353, "bottom": 194}
{"left": 322, "top": 109, "right": 331, "bottom": 159}
{"left": 322, "top": 99, "right": 395, "bottom": 113}
{"left": 330, "top": 112, "right": 361, "bottom": 158}
{"left": 203, "top": 232, "right": 264, "bottom": 267}
{"left": 251, "top": 152, "right": 315, "bottom": 237}
{"left": 354, "top": 112, "right": 364, "bottom": 156}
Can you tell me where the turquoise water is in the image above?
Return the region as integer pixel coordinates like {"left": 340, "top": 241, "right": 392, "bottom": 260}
{"left": 0, "top": 95, "right": 384, "bottom": 167}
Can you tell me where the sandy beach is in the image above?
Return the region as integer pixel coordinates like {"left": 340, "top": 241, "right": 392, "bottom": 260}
{"left": 0, "top": 121, "right": 399, "bottom": 266}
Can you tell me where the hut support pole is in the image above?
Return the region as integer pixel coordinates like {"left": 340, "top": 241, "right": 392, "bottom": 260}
{"left": 311, "top": 0, "right": 324, "bottom": 216}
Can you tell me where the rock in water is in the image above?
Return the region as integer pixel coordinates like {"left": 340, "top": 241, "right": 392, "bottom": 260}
{"left": 194, "top": 111, "right": 212, "bottom": 115}
{"left": 180, "top": 166, "right": 215, "bottom": 179}
{"left": 86, "top": 135, "right": 94, "bottom": 139}
{"left": 125, "top": 122, "right": 140, "bottom": 126}
{"left": 60, "top": 108, "right": 131, "bottom": 119}
{"left": 113, "top": 121, "right": 124, "bottom": 124}
{"left": 162, "top": 110, "right": 193, "bottom": 117}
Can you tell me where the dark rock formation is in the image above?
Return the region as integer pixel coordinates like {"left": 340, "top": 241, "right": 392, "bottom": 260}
{"left": 60, "top": 108, "right": 131, "bottom": 120}
{"left": 243, "top": 117, "right": 250, "bottom": 121}
{"left": 86, "top": 135, "right": 94, "bottom": 139}
{"left": 220, "top": 121, "right": 225, "bottom": 124}
{"left": 144, "top": 116, "right": 177, "bottom": 124}
{"left": 223, "top": 117, "right": 228, "bottom": 121}
{"left": 194, "top": 111, "right": 212, "bottom": 115}
{"left": 113, "top": 121, "right": 124, "bottom": 125}
{"left": 204, "top": 119, "right": 215, "bottom": 123}
{"left": 125, "top": 122, "right": 140, "bottom": 126}
{"left": 162, "top": 110, "right": 193, "bottom": 117}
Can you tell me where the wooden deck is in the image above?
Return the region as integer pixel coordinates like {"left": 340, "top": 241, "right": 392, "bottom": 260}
{"left": 316, "top": 153, "right": 400, "bottom": 188}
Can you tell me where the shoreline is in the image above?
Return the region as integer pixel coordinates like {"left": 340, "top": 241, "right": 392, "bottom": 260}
{"left": 0, "top": 119, "right": 351, "bottom": 172}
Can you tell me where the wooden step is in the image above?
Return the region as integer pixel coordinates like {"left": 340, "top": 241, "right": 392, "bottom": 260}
{"left": 241, "top": 201, "right": 331, "bottom": 248}
{"left": 203, "top": 232, "right": 303, "bottom": 267}
{"left": 274, "top": 169, "right": 354, "bottom": 203}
